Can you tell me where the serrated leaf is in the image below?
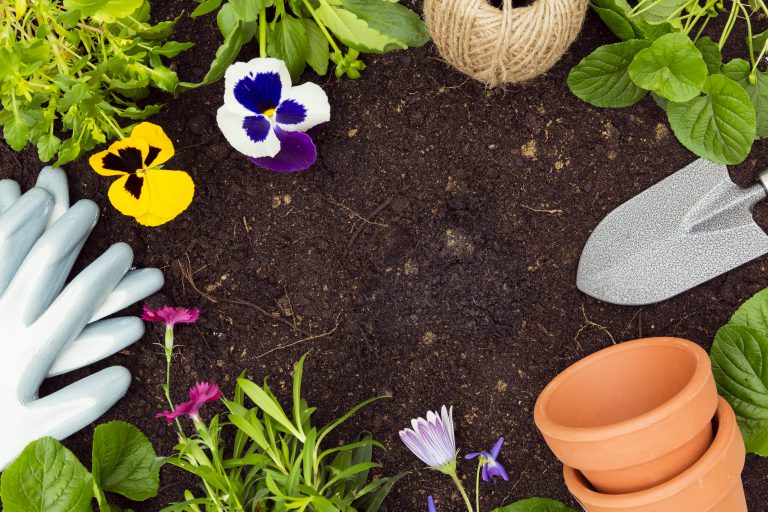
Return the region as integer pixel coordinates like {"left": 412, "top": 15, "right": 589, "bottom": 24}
{"left": 63, "top": 0, "right": 143, "bottom": 23}
{"left": 729, "top": 287, "right": 768, "bottom": 333}
{"left": 3, "top": 110, "right": 34, "bottom": 151}
{"left": 696, "top": 36, "right": 722, "bottom": 74}
{"left": 339, "top": 0, "right": 429, "bottom": 48}
{"left": 568, "top": 39, "right": 650, "bottom": 107}
{"left": 268, "top": 15, "right": 309, "bottom": 81}
{"left": 592, "top": 5, "right": 635, "bottom": 40}
{"left": 92, "top": 421, "right": 161, "bottom": 501}
{"left": 667, "top": 74, "right": 755, "bottom": 164}
{"left": 305, "top": 20, "right": 330, "bottom": 75}
{"left": 492, "top": 498, "right": 577, "bottom": 512}
{"left": 0, "top": 437, "right": 93, "bottom": 512}
{"left": 628, "top": 32, "right": 707, "bottom": 102}
{"left": 37, "top": 133, "right": 61, "bottom": 162}
{"left": 316, "top": 0, "right": 402, "bottom": 54}
{"left": 711, "top": 325, "right": 768, "bottom": 455}
{"left": 722, "top": 58, "right": 768, "bottom": 139}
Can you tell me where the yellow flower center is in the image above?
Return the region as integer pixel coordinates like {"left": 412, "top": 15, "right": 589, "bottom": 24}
{"left": 137, "top": 167, "right": 149, "bottom": 177}
{"left": 263, "top": 107, "right": 277, "bottom": 119}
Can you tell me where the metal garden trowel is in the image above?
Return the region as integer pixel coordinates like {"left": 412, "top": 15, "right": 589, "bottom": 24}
{"left": 577, "top": 158, "right": 768, "bottom": 305}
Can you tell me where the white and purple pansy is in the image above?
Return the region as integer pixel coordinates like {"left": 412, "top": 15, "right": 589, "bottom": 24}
{"left": 216, "top": 58, "right": 330, "bottom": 172}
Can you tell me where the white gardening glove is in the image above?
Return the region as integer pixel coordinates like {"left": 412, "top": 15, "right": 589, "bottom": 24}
{"left": 0, "top": 167, "right": 164, "bottom": 469}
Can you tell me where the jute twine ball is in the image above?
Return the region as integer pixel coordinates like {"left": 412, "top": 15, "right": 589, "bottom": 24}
{"left": 424, "top": 0, "right": 589, "bottom": 86}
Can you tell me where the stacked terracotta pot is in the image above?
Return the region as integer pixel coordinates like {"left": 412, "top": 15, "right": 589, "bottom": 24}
{"left": 534, "top": 337, "right": 747, "bottom": 511}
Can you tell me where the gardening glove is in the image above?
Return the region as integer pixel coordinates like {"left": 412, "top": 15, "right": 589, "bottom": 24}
{"left": 0, "top": 166, "right": 164, "bottom": 470}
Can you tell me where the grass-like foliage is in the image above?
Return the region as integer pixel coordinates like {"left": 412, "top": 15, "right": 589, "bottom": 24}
{"left": 0, "top": 1, "right": 192, "bottom": 165}
{"left": 162, "top": 353, "right": 404, "bottom": 512}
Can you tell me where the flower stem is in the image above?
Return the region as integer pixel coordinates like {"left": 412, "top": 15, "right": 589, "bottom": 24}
{"left": 475, "top": 461, "right": 482, "bottom": 512}
{"left": 302, "top": 0, "right": 343, "bottom": 56}
{"left": 259, "top": 7, "right": 267, "bottom": 58}
{"left": 449, "top": 471, "right": 474, "bottom": 512}
{"left": 163, "top": 326, "right": 184, "bottom": 434}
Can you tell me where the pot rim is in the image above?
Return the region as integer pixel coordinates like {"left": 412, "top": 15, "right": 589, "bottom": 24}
{"left": 563, "top": 397, "right": 744, "bottom": 507}
{"left": 535, "top": 337, "right": 713, "bottom": 442}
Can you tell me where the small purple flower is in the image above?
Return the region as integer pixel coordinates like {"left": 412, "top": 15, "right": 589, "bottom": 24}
{"left": 466, "top": 436, "right": 509, "bottom": 482}
{"left": 400, "top": 405, "right": 456, "bottom": 470}
{"left": 217, "top": 58, "right": 330, "bottom": 172}
{"left": 427, "top": 496, "right": 437, "bottom": 512}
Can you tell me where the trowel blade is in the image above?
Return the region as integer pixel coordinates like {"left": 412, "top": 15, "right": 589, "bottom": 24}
{"left": 577, "top": 159, "right": 768, "bottom": 305}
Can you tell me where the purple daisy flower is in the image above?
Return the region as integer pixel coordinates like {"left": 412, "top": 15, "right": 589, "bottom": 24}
{"left": 466, "top": 436, "right": 509, "bottom": 482}
{"left": 217, "top": 58, "right": 330, "bottom": 172}
{"left": 400, "top": 405, "right": 456, "bottom": 470}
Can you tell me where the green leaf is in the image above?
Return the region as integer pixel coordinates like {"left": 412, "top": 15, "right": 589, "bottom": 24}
{"left": 2, "top": 109, "right": 34, "bottom": 151}
{"left": 152, "top": 41, "right": 195, "bottom": 58}
{"left": 592, "top": 5, "right": 635, "bottom": 41}
{"left": 292, "top": 352, "right": 308, "bottom": 438}
{"left": 632, "top": 0, "right": 685, "bottom": 26}
{"left": 238, "top": 378, "right": 305, "bottom": 440}
{"left": 229, "top": 0, "right": 271, "bottom": 22}
{"left": 92, "top": 421, "right": 161, "bottom": 501}
{"left": 695, "top": 36, "right": 722, "bottom": 75}
{"left": 305, "top": 20, "right": 330, "bottom": 75}
{"left": 628, "top": 32, "right": 707, "bottom": 102}
{"left": 63, "top": 0, "right": 144, "bottom": 23}
{"left": 722, "top": 59, "right": 768, "bottom": 139}
{"left": 711, "top": 325, "right": 768, "bottom": 455}
{"left": 315, "top": 0, "right": 402, "bottom": 54}
{"left": 751, "top": 28, "right": 768, "bottom": 54}
{"left": 492, "top": 498, "right": 577, "bottom": 512}
{"left": 0, "top": 437, "right": 93, "bottom": 512}
{"left": 339, "top": 0, "right": 429, "bottom": 48}
{"left": 268, "top": 15, "right": 309, "bottom": 82}
{"left": 667, "top": 74, "right": 756, "bottom": 164}
{"left": 54, "top": 138, "right": 82, "bottom": 166}
{"left": 191, "top": 0, "right": 223, "bottom": 17}
{"left": 37, "top": 133, "right": 61, "bottom": 162}
{"left": 353, "top": 472, "right": 408, "bottom": 512}
{"left": 567, "top": 39, "right": 650, "bottom": 107}
{"left": 729, "top": 287, "right": 768, "bottom": 332}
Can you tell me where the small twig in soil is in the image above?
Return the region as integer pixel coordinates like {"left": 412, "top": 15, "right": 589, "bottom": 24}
{"left": 175, "top": 132, "right": 222, "bottom": 153}
{"left": 520, "top": 204, "right": 564, "bottom": 215}
{"left": 345, "top": 196, "right": 393, "bottom": 253}
{"left": 326, "top": 196, "right": 390, "bottom": 228}
{"left": 255, "top": 314, "right": 341, "bottom": 359}
{"left": 178, "top": 259, "right": 313, "bottom": 337}
{"left": 574, "top": 303, "right": 616, "bottom": 346}
{"left": 621, "top": 307, "right": 644, "bottom": 339}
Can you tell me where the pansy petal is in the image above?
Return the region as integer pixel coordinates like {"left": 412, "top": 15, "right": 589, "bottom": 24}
{"left": 217, "top": 106, "right": 280, "bottom": 158}
{"left": 90, "top": 138, "right": 149, "bottom": 176}
{"left": 130, "top": 122, "right": 175, "bottom": 167}
{"left": 134, "top": 170, "right": 195, "bottom": 227}
{"left": 491, "top": 437, "right": 504, "bottom": 459}
{"left": 488, "top": 463, "right": 509, "bottom": 481}
{"left": 276, "top": 82, "right": 330, "bottom": 132}
{"left": 108, "top": 174, "right": 151, "bottom": 218}
{"left": 465, "top": 452, "right": 482, "bottom": 460}
{"left": 223, "top": 58, "right": 291, "bottom": 116}
{"left": 248, "top": 127, "right": 316, "bottom": 172}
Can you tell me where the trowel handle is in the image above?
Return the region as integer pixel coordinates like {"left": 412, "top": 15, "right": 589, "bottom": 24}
{"left": 758, "top": 169, "right": 768, "bottom": 197}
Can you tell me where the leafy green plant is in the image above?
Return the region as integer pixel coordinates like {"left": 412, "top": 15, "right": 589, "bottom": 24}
{"left": 568, "top": 0, "right": 768, "bottom": 165}
{"left": 0, "top": 0, "right": 192, "bottom": 165}
{"left": 0, "top": 421, "right": 162, "bottom": 511}
{"left": 183, "top": 0, "right": 429, "bottom": 88}
{"left": 710, "top": 286, "right": 768, "bottom": 455}
{"left": 161, "top": 353, "right": 404, "bottom": 511}
{"left": 492, "top": 498, "right": 577, "bottom": 512}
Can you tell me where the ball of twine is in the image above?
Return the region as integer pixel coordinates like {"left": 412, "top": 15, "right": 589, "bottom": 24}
{"left": 424, "top": 0, "right": 588, "bottom": 86}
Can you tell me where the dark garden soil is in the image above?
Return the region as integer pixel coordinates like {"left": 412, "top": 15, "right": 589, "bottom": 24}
{"left": 5, "top": 2, "right": 768, "bottom": 511}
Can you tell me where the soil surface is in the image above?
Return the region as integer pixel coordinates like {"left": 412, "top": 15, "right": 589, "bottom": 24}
{"left": 4, "top": 2, "right": 768, "bottom": 511}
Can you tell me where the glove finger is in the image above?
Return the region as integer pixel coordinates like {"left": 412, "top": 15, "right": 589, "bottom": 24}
{"left": 48, "top": 317, "right": 144, "bottom": 377}
{"left": 5, "top": 199, "right": 98, "bottom": 325}
{"left": 35, "top": 167, "right": 70, "bottom": 226}
{"left": 0, "top": 179, "right": 21, "bottom": 213}
{"left": 90, "top": 268, "right": 164, "bottom": 323}
{"left": 0, "top": 188, "right": 53, "bottom": 299}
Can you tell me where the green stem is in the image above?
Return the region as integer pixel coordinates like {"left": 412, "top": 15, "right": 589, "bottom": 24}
{"left": 302, "top": 0, "right": 343, "bottom": 55}
{"left": 474, "top": 461, "right": 482, "bottom": 512}
{"left": 449, "top": 471, "right": 474, "bottom": 512}
{"left": 259, "top": 7, "right": 267, "bottom": 58}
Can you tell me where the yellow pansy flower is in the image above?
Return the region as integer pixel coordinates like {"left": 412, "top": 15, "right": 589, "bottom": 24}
{"left": 89, "top": 122, "right": 194, "bottom": 227}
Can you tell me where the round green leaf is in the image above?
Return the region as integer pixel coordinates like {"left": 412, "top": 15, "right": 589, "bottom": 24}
{"left": 567, "top": 39, "right": 650, "bottom": 107}
{"left": 492, "top": 498, "right": 577, "bottom": 512}
{"left": 667, "top": 74, "right": 755, "bottom": 164}
{"left": 592, "top": 5, "right": 635, "bottom": 40}
{"left": 695, "top": 36, "right": 722, "bottom": 75}
{"left": 629, "top": 32, "right": 707, "bottom": 102}
{"left": 0, "top": 437, "right": 93, "bottom": 512}
{"left": 711, "top": 325, "right": 768, "bottom": 455}
{"left": 722, "top": 58, "right": 768, "bottom": 139}
{"left": 728, "top": 286, "right": 768, "bottom": 332}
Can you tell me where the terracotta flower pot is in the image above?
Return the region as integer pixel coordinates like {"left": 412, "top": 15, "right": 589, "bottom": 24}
{"left": 563, "top": 397, "right": 747, "bottom": 511}
{"left": 534, "top": 337, "right": 718, "bottom": 494}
